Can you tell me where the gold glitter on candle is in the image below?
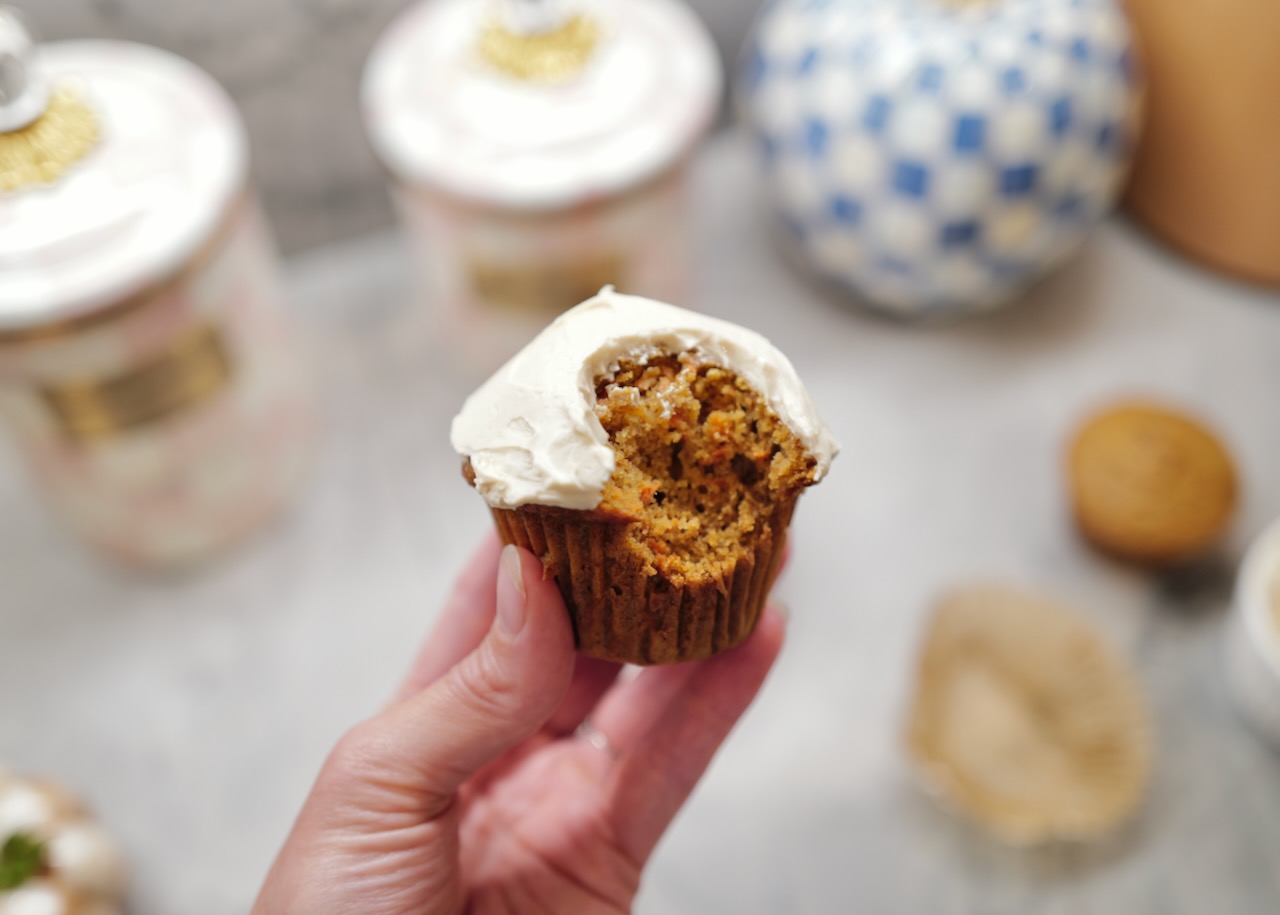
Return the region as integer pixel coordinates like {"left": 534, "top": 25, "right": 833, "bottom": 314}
{"left": 478, "top": 14, "right": 600, "bottom": 82}
{"left": 0, "top": 88, "right": 100, "bottom": 193}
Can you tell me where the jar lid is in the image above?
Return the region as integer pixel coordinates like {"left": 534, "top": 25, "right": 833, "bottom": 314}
{"left": 0, "top": 40, "right": 246, "bottom": 332}
{"left": 362, "top": 0, "right": 721, "bottom": 210}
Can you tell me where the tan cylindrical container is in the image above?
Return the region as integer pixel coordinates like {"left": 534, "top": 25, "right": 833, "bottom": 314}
{"left": 0, "top": 25, "right": 314, "bottom": 568}
{"left": 1124, "top": 0, "right": 1280, "bottom": 285}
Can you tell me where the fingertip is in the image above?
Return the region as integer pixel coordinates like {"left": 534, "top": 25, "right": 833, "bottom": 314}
{"left": 733, "top": 604, "right": 787, "bottom": 669}
{"left": 763, "top": 601, "right": 789, "bottom": 629}
{"left": 469, "top": 531, "right": 506, "bottom": 581}
{"left": 666, "top": 605, "right": 786, "bottom": 707}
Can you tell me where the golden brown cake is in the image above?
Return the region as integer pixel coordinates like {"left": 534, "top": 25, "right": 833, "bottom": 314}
{"left": 453, "top": 290, "right": 837, "bottom": 664}
{"left": 1067, "top": 402, "right": 1238, "bottom": 565}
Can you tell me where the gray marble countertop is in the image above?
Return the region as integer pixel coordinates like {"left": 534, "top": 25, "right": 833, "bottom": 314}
{"left": 3, "top": 134, "right": 1280, "bottom": 914}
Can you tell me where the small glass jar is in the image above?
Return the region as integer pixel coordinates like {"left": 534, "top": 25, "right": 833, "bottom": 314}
{"left": 362, "top": 0, "right": 721, "bottom": 369}
{"left": 0, "top": 30, "right": 314, "bottom": 568}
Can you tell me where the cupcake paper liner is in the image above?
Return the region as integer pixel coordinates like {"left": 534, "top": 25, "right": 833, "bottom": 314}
{"left": 905, "top": 584, "right": 1150, "bottom": 845}
{"left": 490, "top": 495, "right": 796, "bottom": 665}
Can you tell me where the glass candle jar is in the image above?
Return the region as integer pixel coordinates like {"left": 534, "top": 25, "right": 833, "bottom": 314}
{"left": 0, "top": 33, "right": 314, "bottom": 568}
{"left": 362, "top": 0, "right": 721, "bottom": 369}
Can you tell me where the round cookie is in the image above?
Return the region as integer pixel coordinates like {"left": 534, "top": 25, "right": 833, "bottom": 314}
{"left": 1068, "top": 402, "right": 1238, "bottom": 565}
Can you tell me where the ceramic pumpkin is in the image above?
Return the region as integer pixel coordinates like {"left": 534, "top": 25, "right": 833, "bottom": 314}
{"left": 740, "top": 0, "right": 1141, "bottom": 318}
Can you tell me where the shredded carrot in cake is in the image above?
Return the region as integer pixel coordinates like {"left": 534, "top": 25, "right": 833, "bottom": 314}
{"left": 593, "top": 353, "right": 816, "bottom": 585}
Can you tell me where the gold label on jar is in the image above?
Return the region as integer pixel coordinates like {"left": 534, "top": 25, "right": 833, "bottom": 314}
{"left": 40, "top": 324, "right": 233, "bottom": 443}
{"left": 469, "top": 251, "right": 623, "bottom": 314}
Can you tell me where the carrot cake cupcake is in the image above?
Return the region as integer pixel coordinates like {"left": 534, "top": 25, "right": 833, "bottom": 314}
{"left": 451, "top": 288, "right": 837, "bottom": 664}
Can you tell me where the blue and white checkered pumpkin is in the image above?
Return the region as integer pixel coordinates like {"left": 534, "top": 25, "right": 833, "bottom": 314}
{"left": 740, "top": 0, "right": 1141, "bottom": 317}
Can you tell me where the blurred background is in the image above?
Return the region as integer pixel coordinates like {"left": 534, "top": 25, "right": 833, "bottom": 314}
{"left": 3, "top": 0, "right": 1280, "bottom": 912}
{"left": 26, "top": 0, "right": 752, "bottom": 252}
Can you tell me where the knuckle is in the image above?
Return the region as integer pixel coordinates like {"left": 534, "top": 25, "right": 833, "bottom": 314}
{"left": 448, "top": 646, "right": 521, "bottom": 722}
{"left": 320, "top": 720, "right": 385, "bottom": 787}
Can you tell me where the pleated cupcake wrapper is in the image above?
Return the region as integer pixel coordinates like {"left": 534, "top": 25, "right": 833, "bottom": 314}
{"left": 905, "top": 584, "right": 1150, "bottom": 846}
{"left": 490, "top": 495, "right": 797, "bottom": 665}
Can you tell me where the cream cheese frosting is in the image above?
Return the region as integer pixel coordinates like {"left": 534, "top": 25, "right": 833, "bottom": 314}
{"left": 451, "top": 288, "right": 838, "bottom": 510}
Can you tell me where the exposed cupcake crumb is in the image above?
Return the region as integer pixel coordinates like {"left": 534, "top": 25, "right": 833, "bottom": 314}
{"left": 593, "top": 352, "right": 816, "bottom": 587}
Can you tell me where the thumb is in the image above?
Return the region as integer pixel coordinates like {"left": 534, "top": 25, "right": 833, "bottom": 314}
{"left": 320, "top": 545, "right": 576, "bottom": 821}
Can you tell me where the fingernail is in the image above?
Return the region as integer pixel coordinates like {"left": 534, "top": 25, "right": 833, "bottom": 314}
{"left": 497, "top": 545, "right": 527, "bottom": 636}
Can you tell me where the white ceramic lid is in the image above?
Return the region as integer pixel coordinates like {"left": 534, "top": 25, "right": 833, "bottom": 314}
{"left": 362, "top": 0, "right": 722, "bottom": 209}
{"left": 0, "top": 41, "right": 246, "bottom": 332}
{"left": 1238, "top": 517, "right": 1280, "bottom": 676}
{"left": 0, "top": 8, "right": 48, "bottom": 132}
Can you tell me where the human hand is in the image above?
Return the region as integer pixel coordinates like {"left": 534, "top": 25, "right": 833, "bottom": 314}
{"left": 252, "top": 533, "right": 787, "bottom": 915}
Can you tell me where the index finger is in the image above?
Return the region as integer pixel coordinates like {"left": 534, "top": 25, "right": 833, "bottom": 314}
{"left": 602, "top": 605, "right": 787, "bottom": 863}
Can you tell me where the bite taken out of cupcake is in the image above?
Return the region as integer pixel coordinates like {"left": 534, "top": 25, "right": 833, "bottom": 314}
{"left": 451, "top": 288, "right": 837, "bottom": 665}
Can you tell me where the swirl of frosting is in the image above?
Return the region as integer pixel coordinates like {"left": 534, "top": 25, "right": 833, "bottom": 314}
{"left": 451, "top": 288, "right": 838, "bottom": 510}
